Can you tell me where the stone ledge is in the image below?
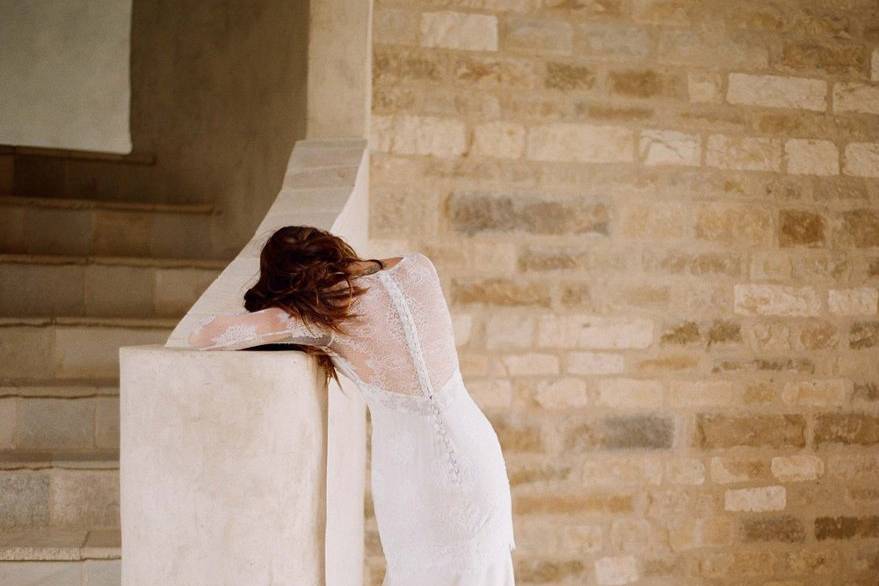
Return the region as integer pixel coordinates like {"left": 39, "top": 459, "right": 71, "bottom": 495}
{"left": 0, "top": 316, "right": 177, "bottom": 328}
{"left": 0, "top": 143, "right": 155, "bottom": 165}
{"left": 0, "top": 528, "right": 120, "bottom": 561}
{"left": 0, "top": 253, "right": 227, "bottom": 270}
{"left": 0, "top": 381, "right": 118, "bottom": 398}
{"left": 0, "top": 449, "right": 118, "bottom": 469}
{"left": 0, "top": 194, "right": 214, "bottom": 215}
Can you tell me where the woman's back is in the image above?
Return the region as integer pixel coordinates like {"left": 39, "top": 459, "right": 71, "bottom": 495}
{"left": 325, "top": 251, "right": 461, "bottom": 399}
{"left": 328, "top": 253, "right": 516, "bottom": 582}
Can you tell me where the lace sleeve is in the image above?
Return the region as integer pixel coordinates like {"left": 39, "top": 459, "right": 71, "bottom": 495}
{"left": 187, "top": 307, "right": 333, "bottom": 351}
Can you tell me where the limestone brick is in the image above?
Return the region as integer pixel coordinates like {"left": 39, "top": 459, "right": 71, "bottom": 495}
{"left": 526, "top": 122, "right": 634, "bottom": 163}
{"left": 567, "top": 351, "right": 625, "bottom": 375}
{"left": 814, "top": 516, "right": 879, "bottom": 540}
{"left": 843, "top": 142, "right": 879, "bottom": 177}
{"left": 740, "top": 516, "right": 805, "bottom": 543}
{"left": 784, "top": 139, "right": 839, "bottom": 176}
{"left": 501, "top": 352, "right": 559, "bottom": 375}
{"left": 485, "top": 313, "right": 535, "bottom": 349}
{"left": 782, "top": 41, "right": 866, "bottom": 76}
{"left": 814, "top": 414, "right": 879, "bottom": 447}
{"left": 537, "top": 315, "right": 653, "bottom": 349}
{"left": 828, "top": 287, "right": 878, "bottom": 315}
{"left": 696, "top": 414, "right": 806, "bottom": 449}
{"left": 688, "top": 71, "right": 722, "bottom": 103}
{"left": 639, "top": 129, "right": 701, "bottom": 166}
{"left": 781, "top": 379, "right": 850, "bottom": 407}
{"left": 597, "top": 378, "right": 663, "bottom": 409}
{"left": 724, "top": 485, "right": 786, "bottom": 512}
{"left": 420, "top": 11, "right": 498, "bottom": 52}
{"left": 577, "top": 24, "right": 651, "bottom": 59}
{"left": 472, "top": 121, "right": 526, "bottom": 159}
{"left": 779, "top": 209, "right": 826, "bottom": 247}
{"left": 595, "top": 555, "right": 639, "bottom": 585}
{"left": 503, "top": 16, "right": 572, "bottom": 55}
{"left": 564, "top": 415, "right": 674, "bottom": 450}
{"left": 705, "top": 134, "right": 782, "bottom": 172}
{"left": 373, "top": 114, "right": 467, "bottom": 158}
{"left": 833, "top": 82, "right": 879, "bottom": 115}
{"left": 531, "top": 378, "right": 590, "bottom": 409}
{"left": 664, "top": 458, "right": 705, "bottom": 485}
{"left": 667, "top": 380, "right": 738, "bottom": 407}
{"left": 727, "top": 73, "right": 826, "bottom": 111}
{"left": 734, "top": 284, "right": 821, "bottom": 317}
{"left": 710, "top": 456, "right": 770, "bottom": 484}
{"left": 771, "top": 455, "right": 824, "bottom": 482}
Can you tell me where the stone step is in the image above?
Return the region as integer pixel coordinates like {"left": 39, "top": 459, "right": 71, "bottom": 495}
{"left": 0, "top": 449, "right": 120, "bottom": 468}
{"left": 0, "top": 254, "right": 222, "bottom": 318}
{"left": 0, "top": 195, "right": 224, "bottom": 260}
{"left": 0, "top": 528, "right": 119, "bottom": 585}
{"left": 0, "top": 389, "right": 118, "bottom": 453}
{"left": 0, "top": 380, "right": 119, "bottom": 398}
{"left": 0, "top": 452, "right": 119, "bottom": 531}
{"left": 1, "top": 145, "right": 160, "bottom": 205}
{"left": 0, "top": 143, "right": 155, "bottom": 165}
{"left": 0, "top": 527, "right": 120, "bottom": 561}
{"left": 0, "top": 317, "right": 173, "bottom": 381}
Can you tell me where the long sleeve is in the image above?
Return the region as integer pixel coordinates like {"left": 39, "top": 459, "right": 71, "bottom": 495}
{"left": 187, "top": 306, "right": 333, "bottom": 351}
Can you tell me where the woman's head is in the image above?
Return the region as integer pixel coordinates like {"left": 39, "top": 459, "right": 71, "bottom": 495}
{"left": 243, "top": 225, "right": 381, "bottom": 387}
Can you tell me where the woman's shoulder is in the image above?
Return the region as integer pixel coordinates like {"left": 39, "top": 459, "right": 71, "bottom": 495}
{"left": 403, "top": 252, "right": 440, "bottom": 281}
{"left": 360, "top": 251, "right": 436, "bottom": 281}
{"left": 380, "top": 251, "right": 433, "bottom": 273}
{"left": 407, "top": 251, "right": 434, "bottom": 269}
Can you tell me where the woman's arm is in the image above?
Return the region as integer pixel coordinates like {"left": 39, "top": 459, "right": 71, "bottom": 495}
{"left": 188, "top": 307, "right": 333, "bottom": 351}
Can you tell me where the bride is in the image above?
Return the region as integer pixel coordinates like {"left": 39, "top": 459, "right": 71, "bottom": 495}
{"left": 188, "top": 225, "right": 516, "bottom": 585}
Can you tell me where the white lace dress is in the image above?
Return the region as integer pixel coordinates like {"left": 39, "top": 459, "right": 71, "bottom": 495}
{"left": 188, "top": 251, "right": 516, "bottom": 585}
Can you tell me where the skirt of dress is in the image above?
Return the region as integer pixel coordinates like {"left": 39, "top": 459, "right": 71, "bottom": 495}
{"left": 365, "top": 369, "right": 516, "bottom": 586}
{"left": 382, "top": 545, "right": 515, "bottom": 586}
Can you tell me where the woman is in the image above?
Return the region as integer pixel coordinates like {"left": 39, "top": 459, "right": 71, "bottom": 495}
{"left": 188, "top": 226, "right": 516, "bottom": 585}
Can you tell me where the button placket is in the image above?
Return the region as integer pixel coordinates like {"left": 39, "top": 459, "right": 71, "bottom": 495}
{"left": 378, "top": 271, "right": 463, "bottom": 486}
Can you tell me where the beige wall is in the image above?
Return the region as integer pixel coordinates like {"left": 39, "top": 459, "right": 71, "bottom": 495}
{"left": 367, "top": 1, "right": 879, "bottom": 584}
{"left": 307, "top": 0, "right": 373, "bottom": 139}
{"left": 130, "top": 0, "right": 310, "bottom": 257}
{"left": 10, "top": 0, "right": 312, "bottom": 259}
{"left": 0, "top": 0, "right": 133, "bottom": 153}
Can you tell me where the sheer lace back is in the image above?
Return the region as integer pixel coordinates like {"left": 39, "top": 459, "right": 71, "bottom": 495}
{"left": 324, "top": 252, "right": 459, "bottom": 398}
{"left": 188, "top": 252, "right": 461, "bottom": 401}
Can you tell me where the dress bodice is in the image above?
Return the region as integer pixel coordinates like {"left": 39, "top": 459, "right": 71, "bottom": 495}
{"left": 319, "top": 251, "right": 462, "bottom": 401}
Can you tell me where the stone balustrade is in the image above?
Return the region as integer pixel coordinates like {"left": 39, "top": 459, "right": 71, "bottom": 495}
{"left": 120, "top": 138, "right": 370, "bottom": 585}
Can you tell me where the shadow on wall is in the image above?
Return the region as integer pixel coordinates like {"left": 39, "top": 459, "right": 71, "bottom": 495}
{"left": 130, "top": 0, "right": 311, "bottom": 257}
{"left": 10, "top": 0, "right": 310, "bottom": 260}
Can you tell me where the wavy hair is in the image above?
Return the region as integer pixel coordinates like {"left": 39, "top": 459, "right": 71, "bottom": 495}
{"left": 243, "top": 225, "right": 384, "bottom": 387}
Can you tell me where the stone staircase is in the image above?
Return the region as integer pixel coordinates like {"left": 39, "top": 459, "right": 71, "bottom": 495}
{"left": 0, "top": 172, "right": 226, "bottom": 584}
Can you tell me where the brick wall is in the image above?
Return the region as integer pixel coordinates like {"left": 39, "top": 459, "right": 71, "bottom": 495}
{"left": 367, "top": 1, "right": 879, "bottom": 584}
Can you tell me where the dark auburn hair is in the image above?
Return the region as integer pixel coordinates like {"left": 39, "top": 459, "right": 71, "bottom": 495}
{"left": 243, "top": 225, "right": 384, "bottom": 387}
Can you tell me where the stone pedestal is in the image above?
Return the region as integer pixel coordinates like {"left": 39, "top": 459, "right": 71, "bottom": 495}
{"left": 119, "top": 345, "right": 365, "bottom": 586}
